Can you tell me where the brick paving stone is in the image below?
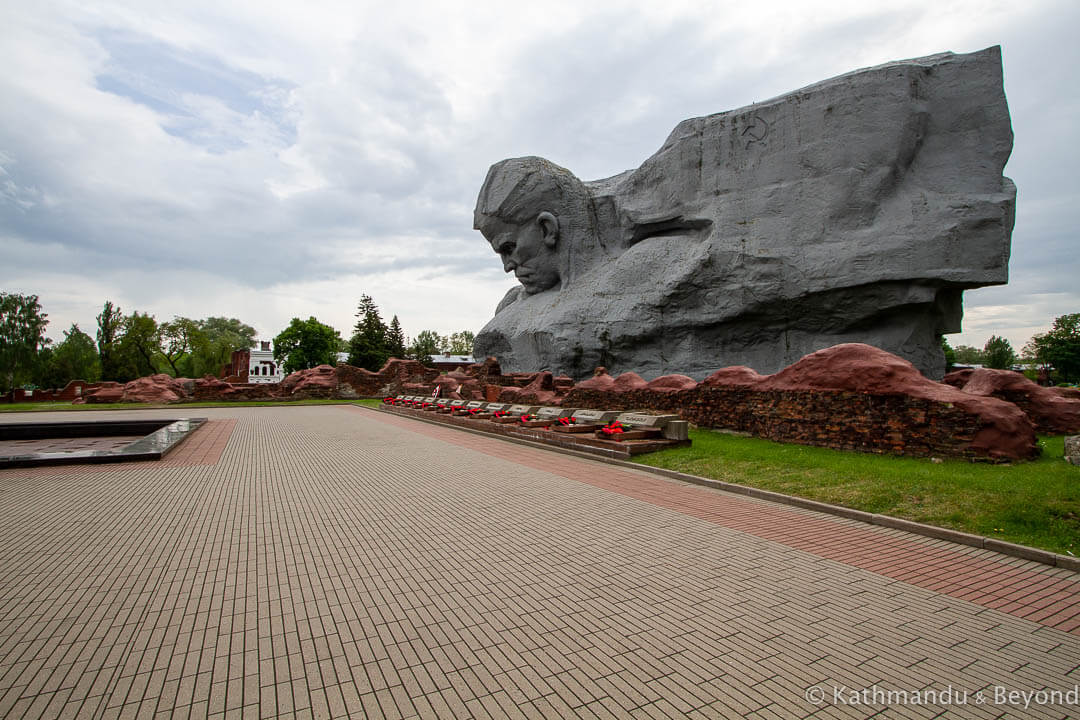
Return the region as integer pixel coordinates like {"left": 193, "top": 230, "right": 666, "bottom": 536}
{"left": 2, "top": 406, "right": 1080, "bottom": 719}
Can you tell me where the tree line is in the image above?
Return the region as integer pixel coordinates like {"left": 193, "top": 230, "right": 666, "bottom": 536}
{"left": 344, "top": 294, "right": 475, "bottom": 370}
{"left": 0, "top": 292, "right": 261, "bottom": 392}
{"left": 1, "top": 291, "right": 478, "bottom": 392}
{"left": 940, "top": 313, "right": 1080, "bottom": 383}
{"left": 273, "top": 295, "right": 475, "bottom": 375}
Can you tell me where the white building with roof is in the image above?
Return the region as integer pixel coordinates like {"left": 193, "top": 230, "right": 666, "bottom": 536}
{"left": 248, "top": 341, "right": 284, "bottom": 384}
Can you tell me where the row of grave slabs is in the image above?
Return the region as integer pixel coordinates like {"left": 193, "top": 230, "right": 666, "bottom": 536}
{"left": 380, "top": 397, "right": 691, "bottom": 460}
{"left": 0, "top": 418, "right": 207, "bottom": 469}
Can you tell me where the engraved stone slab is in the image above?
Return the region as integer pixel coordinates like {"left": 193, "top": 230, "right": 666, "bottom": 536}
{"left": 615, "top": 413, "right": 680, "bottom": 428}
{"left": 570, "top": 408, "right": 622, "bottom": 425}
{"left": 535, "top": 407, "right": 572, "bottom": 420}
{"left": 571, "top": 409, "right": 621, "bottom": 424}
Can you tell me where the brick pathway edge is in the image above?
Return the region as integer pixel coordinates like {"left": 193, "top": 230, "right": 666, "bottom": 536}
{"left": 373, "top": 404, "right": 1080, "bottom": 573}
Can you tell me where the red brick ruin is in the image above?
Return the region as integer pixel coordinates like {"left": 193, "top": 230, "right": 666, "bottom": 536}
{"left": 10, "top": 344, "right": 1080, "bottom": 462}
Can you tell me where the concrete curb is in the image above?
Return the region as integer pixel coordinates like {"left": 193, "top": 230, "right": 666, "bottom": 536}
{"left": 368, "top": 404, "right": 1080, "bottom": 573}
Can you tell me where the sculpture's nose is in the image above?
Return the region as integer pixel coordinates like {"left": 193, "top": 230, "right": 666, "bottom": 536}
{"left": 501, "top": 254, "right": 517, "bottom": 272}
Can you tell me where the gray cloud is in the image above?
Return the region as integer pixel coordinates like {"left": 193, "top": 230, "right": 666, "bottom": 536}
{"left": 93, "top": 29, "right": 299, "bottom": 151}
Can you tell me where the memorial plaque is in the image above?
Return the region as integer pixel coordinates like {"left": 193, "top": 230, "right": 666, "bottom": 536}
{"left": 571, "top": 409, "right": 620, "bottom": 423}
{"left": 535, "top": 407, "right": 571, "bottom": 420}
{"left": 465, "top": 401, "right": 485, "bottom": 410}
{"left": 616, "top": 412, "right": 679, "bottom": 428}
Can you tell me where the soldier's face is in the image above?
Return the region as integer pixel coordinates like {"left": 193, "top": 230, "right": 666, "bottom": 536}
{"left": 481, "top": 215, "right": 560, "bottom": 295}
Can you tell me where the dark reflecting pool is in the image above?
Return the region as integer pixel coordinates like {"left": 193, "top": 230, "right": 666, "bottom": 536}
{"left": 0, "top": 418, "right": 207, "bottom": 468}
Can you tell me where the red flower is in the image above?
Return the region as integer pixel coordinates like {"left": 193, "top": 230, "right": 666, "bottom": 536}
{"left": 519, "top": 415, "right": 534, "bottom": 423}
{"left": 600, "top": 421, "right": 625, "bottom": 435}
{"left": 493, "top": 411, "right": 508, "bottom": 417}
{"left": 557, "top": 417, "right": 576, "bottom": 426}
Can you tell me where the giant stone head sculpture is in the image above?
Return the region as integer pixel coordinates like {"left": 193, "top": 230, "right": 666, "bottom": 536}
{"left": 474, "top": 156, "right": 600, "bottom": 295}
{"left": 473, "top": 48, "right": 1015, "bottom": 382}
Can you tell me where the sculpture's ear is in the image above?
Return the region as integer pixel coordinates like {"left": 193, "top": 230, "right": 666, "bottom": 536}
{"left": 537, "top": 211, "right": 559, "bottom": 248}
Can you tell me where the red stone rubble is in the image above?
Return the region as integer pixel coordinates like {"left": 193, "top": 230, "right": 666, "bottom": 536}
{"left": 943, "top": 367, "right": 1080, "bottom": 434}
{"left": 561, "top": 345, "right": 1044, "bottom": 462}
{"left": 56, "top": 344, "right": 1080, "bottom": 462}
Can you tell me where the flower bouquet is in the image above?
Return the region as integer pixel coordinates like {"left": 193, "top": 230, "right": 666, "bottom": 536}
{"left": 599, "top": 421, "right": 625, "bottom": 436}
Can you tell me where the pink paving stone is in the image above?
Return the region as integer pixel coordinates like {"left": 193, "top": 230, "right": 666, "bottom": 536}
{"left": 0, "top": 405, "right": 1077, "bottom": 720}
{"left": 366, "top": 405, "right": 1080, "bottom": 636}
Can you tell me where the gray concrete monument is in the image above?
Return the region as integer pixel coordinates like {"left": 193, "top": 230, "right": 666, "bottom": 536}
{"left": 474, "top": 47, "right": 1014, "bottom": 380}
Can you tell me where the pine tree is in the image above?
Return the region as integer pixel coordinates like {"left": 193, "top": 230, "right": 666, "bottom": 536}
{"left": 347, "top": 295, "right": 390, "bottom": 371}
{"left": 386, "top": 316, "right": 407, "bottom": 360}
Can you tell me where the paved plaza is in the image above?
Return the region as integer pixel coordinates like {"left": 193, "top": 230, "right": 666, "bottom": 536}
{"left": 1, "top": 405, "right": 1079, "bottom": 719}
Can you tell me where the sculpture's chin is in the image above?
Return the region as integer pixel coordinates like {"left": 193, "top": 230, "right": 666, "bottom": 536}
{"left": 518, "top": 277, "right": 559, "bottom": 295}
{"left": 521, "top": 283, "right": 557, "bottom": 296}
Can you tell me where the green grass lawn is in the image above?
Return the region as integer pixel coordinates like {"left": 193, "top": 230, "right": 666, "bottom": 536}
{"left": 633, "top": 429, "right": 1080, "bottom": 555}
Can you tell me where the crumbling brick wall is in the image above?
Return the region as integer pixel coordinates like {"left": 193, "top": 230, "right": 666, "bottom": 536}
{"left": 562, "top": 385, "right": 1031, "bottom": 461}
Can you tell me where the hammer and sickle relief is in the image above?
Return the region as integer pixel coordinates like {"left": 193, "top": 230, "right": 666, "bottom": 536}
{"left": 741, "top": 114, "right": 769, "bottom": 148}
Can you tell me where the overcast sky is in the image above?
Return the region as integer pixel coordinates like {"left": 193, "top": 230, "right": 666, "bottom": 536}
{"left": 2, "top": 0, "right": 1077, "bottom": 360}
